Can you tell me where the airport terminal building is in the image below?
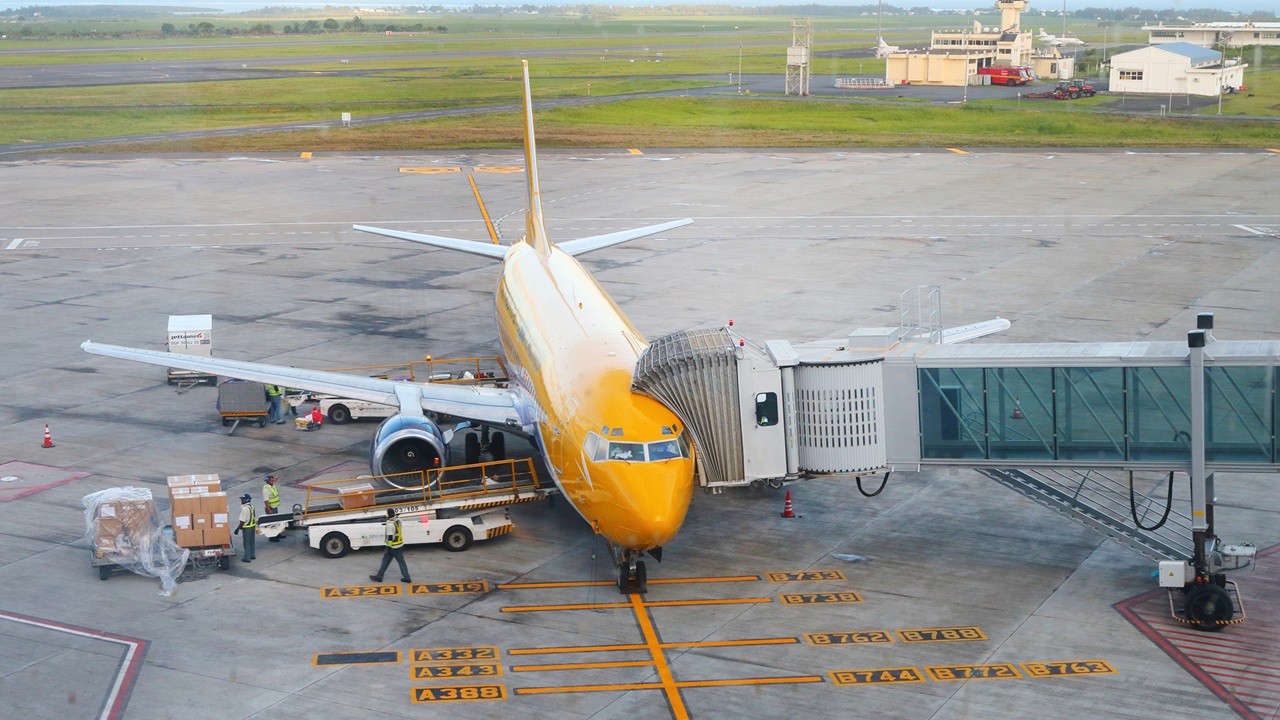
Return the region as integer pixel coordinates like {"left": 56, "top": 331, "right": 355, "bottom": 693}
{"left": 1108, "top": 42, "right": 1247, "bottom": 97}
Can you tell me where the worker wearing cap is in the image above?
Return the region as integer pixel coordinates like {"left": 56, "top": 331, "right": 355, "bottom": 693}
{"left": 235, "top": 494, "right": 256, "bottom": 563}
{"left": 263, "top": 474, "right": 286, "bottom": 542}
{"left": 369, "top": 508, "right": 411, "bottom": 584}
{"left": 265, "top": 383, "right": 284, "bottom": 424}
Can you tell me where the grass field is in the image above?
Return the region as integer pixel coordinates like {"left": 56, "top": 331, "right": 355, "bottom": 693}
{"left": 0, "top": 11, "right": 1274, "bottom": 152}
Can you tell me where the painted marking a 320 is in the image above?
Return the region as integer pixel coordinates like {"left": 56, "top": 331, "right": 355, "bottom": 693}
{"left": 806, "top": 631, "right": 893, "bottom": 645}
{"left": 411, "top": 663, "right": 502, "bottom": 679}
{"left": 830, "top": 667, "right": 924, "bottom": 685}
{"left": 781, "top": 592, "right": 862, "bottom": 605}
{"left": 766, "top": 570, "right": 846, "bottom": 582}
{"left": 1022, "top": 660, "right": 1116, "bottom": 678}
{"left": 926, "top": 663, "right": 1021, "bottom": 681}
{"left": 897, "top": 626, "right": 986, "bottom": 643}
{"left": 321, "top": 585, "right": 400, "bottom": 598}
{"left": 412, "top": 646, "right": 498, "bottom": 662}
{"left": 410, "top": 582, "right": 489, "bottom": 595}
{"left": 411, "top": 684, "right": 506, "bottom": 703}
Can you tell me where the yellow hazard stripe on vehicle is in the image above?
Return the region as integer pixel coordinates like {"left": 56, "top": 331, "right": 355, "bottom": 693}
{"left": 487, "top": 525, "right": 513, "bottom": 539}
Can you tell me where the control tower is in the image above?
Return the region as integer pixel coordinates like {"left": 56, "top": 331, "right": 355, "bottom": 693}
{"left": 999, "top": 0, "right": 1028, "bottom": 31}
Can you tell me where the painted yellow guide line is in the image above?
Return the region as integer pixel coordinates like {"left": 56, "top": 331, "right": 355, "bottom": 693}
{"left": 300, "top": 152, "right": 312, "bottom": 159}
{"left": 629, "top": 149, "right": 644, "bottom": 155}
{"left": 632, "top": 592, "right": 687, "bottom": 720}
{"left": 947, "top": 148, "right": 970, "bottom": 155}
{"left": 508, "top": 637, "right": 797, "bottom": 656}
{"left": 473, "top": 166, "right": 523, "bottom": 173}
{"left": 400, "top": 167, "right": 461, "bottom": 174}
{"left": 516, "top": 675, "right": 822, "bottom": 696}
{"left": 511, "top": 659, "right": 655, "bottom": 672}
{"left": 1268, "top": 148, "right": 1280, "bottom": 153}
{"left": 498, "top": 574, "right": 760, "bottom": 590}
{"left": 467, "top": 174, "right": 501, "bottom": 244}
{"left": 502, "top": 596, "right": 771, "bottom": 613}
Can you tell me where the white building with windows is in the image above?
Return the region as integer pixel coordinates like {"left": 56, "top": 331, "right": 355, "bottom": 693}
{"left": 1108, "top": 42, "right": 1247, "bottom": 97}
{"left": 1143, "top": 21, "right": 1280, "bottom": 48}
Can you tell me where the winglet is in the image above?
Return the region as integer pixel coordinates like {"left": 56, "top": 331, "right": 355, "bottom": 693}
{"left": 521, "top": 60, "right": 552, "bottom": 255}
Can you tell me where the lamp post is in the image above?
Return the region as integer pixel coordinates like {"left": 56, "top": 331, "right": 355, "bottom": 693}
{"left": 962, "top": 30, "right": 969, "bottom": 104}
{"left": 1217, "top": 35, "right": 1225, "bottom": 116}
{"left": 736, "top": 26, "right": 743, "bottom": 94}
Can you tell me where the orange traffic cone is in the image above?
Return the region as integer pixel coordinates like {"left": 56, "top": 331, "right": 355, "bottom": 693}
{"left": 781, "top": 490, "right": 795, "bottom": 518}
{"left": 1011, "top": 407, "right": 1023, "bottom": 420}
{"left": 42, "top": 424, "right": 54, "bottom": 448}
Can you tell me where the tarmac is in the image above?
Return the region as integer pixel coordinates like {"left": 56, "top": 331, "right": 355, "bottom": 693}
{"left": 2, "top": 148, "right": 1279, "bottom": 719}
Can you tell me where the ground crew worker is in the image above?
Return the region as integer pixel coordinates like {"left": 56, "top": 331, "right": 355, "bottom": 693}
{"left": 369, "top": 508, "right": 411, "bottom": 584}
{"left": 234, "top": 494, "right": 256, "bottom": 562}
{"left": 265, "top": 383, "right": 284, "bottom": 424}
{"left": 263, "top": 474, "right": 286, "bottom": 542}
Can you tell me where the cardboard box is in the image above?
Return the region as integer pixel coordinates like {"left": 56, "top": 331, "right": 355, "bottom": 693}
{"left": 199, "top": 492, "right": 228, "bottom": 516}
{"left": 167, "top": 474, "right": 221, "bottom": 495}
{"left": 172, "top": 514, "right": 203, "bottom": 548}
{"left": 339, "top": 483, "right": 377, "bottom": 510}
{"left": 171, "top": 495, "right": 203, "bottom": 519}
{"left": 205, "top": 512, "right": 232, "bottom": 546}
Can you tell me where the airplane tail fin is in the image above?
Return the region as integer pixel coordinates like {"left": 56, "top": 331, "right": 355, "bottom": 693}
{"left": 520, "top": 60, "right": 552, "bottom": 255}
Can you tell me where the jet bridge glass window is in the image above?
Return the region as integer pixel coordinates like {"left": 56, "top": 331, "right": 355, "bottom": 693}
{"left": 1056, "top": 367, "right": 1125, "bottom": 461}
{"left": 919, "top": 368, "right": 986, "bottom": 459}
{"left": 986, "top": 367, "right": 1054, "bottom": 460}
{"left": 755, "top": 392, "right": 779, "bottom": 427}
{"left": 1127, "top": 366, "right": 1191, "bottom": 462}
{"left": 1207, "top": 366, "right": 1271, "bottom": 462}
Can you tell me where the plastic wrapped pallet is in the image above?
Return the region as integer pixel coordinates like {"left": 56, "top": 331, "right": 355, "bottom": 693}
{"left": 82, "top": 487, "right": 189, "bottom": 596}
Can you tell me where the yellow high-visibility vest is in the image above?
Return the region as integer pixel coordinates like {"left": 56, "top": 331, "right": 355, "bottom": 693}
{"left": 266, "top": 384, "right": 283, "bottom": 397}
{"left": 264, "top": 483, "right": 280, "bottom": 508}
{"left": 244, "top": 506, "right": 257, "bottom": 528}
{"left": 386, "top": 519, "right": 404, "bottom": 548}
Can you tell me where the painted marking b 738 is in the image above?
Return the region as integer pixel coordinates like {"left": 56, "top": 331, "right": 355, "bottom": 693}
{"left": 897, "top": 626, "right": 986, "bottom": 643}
{"left": 766, "top": 570, "right": 846, "bottom": 582}
{"left": 411, "top": 684, "right": 506, "bottom": 703}
{"left": 780, "top": 592, "right": 861, "bottom": 605}
{"left": 925, "top": 663, "right": 1020, "bottom": 681}
{"left": 1022, "top": 660, "right": 1117, "bottom": 678}
{"left": 411, "top": 663, "right": 502, "bottom": 679}
{"left": 805, "top": 631, "right": 893, "bottom": 645}
{"left": 830, "top": 667, "right": 924, "bottom": 685}
{"left": 411, "top": 646, "right": 498, "bottom": 662}
{"left": 321, "top": 584, "right": 400, "bottom": 598}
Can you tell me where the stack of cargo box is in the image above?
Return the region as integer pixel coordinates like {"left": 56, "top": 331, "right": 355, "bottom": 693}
{"left": 95, "top": 493, "right": 157, "bottom": 557}
{"left": 167, "top": 474, "right": 232, "bottom": 548}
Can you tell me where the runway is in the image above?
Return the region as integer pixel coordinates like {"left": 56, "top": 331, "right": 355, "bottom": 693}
{"left": 1, "top": 149, "right": 1278, "bottom": 719}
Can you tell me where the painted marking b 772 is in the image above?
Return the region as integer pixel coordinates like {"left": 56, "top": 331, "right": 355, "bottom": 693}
{"left": 411, "top": 646, "right": 498, "bottom": 662}
{"left": 766, "top": 570, "right": 846, "bottom": 582}
{"left": 409, "top": 581, "right": 489, "bottom": 595}
{"left": 411, "top": 684, "right": 506, "bottom": 703}
{"left": 897, "top": 626, "right": 986, "bottom": 643}
{"left": 830, "top": 667, "right": 924, "bottom": 685}
{"left": 1022, "top": 660, "right": 1117, "bottom": 678}
{"left": 805, "top": 631, "right": 893, "bottom": 646}
{"left": 411, "top": 663, "right": 502, "bottom": 679}
{"left": 925, "top": 663, "right": 1021, "bottom": 681}
{"left": 780, "top": 592, "right": 862, "bottom": 605}
{"left": 321, "top": 584, "right": 400, "bottom": 598}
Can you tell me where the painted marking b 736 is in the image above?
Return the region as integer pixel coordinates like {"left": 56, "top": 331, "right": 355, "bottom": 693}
{"left": 805, "top": 631, "right": 893, "bottom": 646}
{"left": 411, "top": 684, "right": 506, "bottom": 703}
{"left": 897, "top": 626, "right": 986, "bottom": 643}
{"left": 830, "top": 667, "right": 924, "bottom": 685}
{"left": 411, "top": 646, "right": 498, "bottom": 662}
{"left": 321, "top": 584, "right": 400, "bottom": 598}
{"left": 780, "top": 592, "right": 862, "bottom": 605}
{"left": 766, "top": 570, "right": 846, "bottom": 582}
{"left": 409, "top": 581, "right": 489, "bottom": 595}
{"left": 411, "top": 663, "right": 502, "bottom": 679}
{"left": 1022, "top": 660, "right": 1117, "bottom": 678}
{"left": 925, "top": 663, "right": 1020, "bottom": 681}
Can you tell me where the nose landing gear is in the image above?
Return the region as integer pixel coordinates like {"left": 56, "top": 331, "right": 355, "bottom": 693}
{"left": 612, "top": 547, "right": 649, "bottom": 594}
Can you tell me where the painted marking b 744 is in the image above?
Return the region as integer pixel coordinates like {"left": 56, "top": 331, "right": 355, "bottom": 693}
{"left": 411, "top": 646, "right": 498, "bottom": 662}
{"left": 830, "top": 667, "right": 924, "bottom": 685}
{"left": 1022, "top": 660, "right": 1117, "bottom": 678}
{"left": 805, "top": 631, "right": 893, "bottom": 646}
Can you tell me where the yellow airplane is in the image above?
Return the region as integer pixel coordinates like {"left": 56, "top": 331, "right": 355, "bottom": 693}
{"left": 83, "top": 60, "right": 695, "bottom": 593}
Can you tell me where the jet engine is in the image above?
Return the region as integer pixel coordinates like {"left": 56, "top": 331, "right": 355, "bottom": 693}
{"left": 370, "top": 414, "right": 449, "bottom": 486}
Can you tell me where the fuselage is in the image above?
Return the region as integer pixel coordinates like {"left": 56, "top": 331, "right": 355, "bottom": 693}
{"left": 494, "top": 242, "right": 695, "bottom": 551}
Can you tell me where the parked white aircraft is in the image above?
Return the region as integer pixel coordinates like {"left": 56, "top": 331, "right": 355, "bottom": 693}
{"left": 1038, "top": 28, "right": 1086, "bottom": 46}
{"left": 875, "top": 37, "right": 902, "bottom": 58}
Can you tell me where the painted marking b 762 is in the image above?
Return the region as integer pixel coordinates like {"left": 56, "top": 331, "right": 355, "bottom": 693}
{"left": 766, "top": 570, "right": 846, "bottom": 582}
{"left": 411, "top": 663, "right": 502, "bottom": 679}
{"left": 411, "top": 684, "right": 506, "bottom": 703}
{"left": 780, "top": 592, "right": 861, "bottom": 605}
{"left": 925, "top": 663, "right": 1020, "bottom": 681}
{"left": 321, "top": 584, "right": 400, "bottom": 598}
{"left": 830, "top": 667, "right": 924, "bottom": 685}
{"left": 411, "top": 646, "right": 498, "bottom": 662}
{"left": 1022, "top": 660, "right": 1117, "bottom": 678}
{"left": 897, "top": 626, "right": 986, "bottom": 643}
{"left": 805, "top": 631, "right": 893, "bottom": 646}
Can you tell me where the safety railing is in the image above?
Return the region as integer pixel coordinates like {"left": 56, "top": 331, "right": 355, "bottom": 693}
{"left": 300, "top": 458, "right": 540, "bottom": 520}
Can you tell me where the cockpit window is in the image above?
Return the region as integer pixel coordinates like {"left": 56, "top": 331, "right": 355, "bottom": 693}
{"left": 647, "top": 440, "right": 682, "bottom": 461}
{"left": 586, "top": 430, "right": 692, "bottom": 463}
{"left": 608, "top": 442, "right": 645, "bottom": 461}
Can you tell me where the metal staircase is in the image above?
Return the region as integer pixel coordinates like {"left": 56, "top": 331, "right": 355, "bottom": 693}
{"left": 979, "top": 468, "right": 1194, "bottom": 563}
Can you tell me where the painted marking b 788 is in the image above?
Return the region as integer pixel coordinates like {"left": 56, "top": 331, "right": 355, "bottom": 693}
{"left": 897, "top": 626, "right": 986, "bottom": 643}
{"left": 411, "top": 684, "right": 506, "bottom": 703}
{"left": 806, "top": 631, "right": 893, "bottom": 646}
{"left": 1022, "top": 660, "right": 1117, "bottom": 678}
{"left": 925, "top": 663, "right": 1020, "bottom": 681}
{"left": 830, "top": 667, "right": 924, "bottom": 685}
{"left": 411, "top": 646, "right": 498, "bottom": 662}
{"left": 766, "top": 570, "right": 846, "bottom": 582}
{"left": 780, "top": 592, "right": 862, "bottom": 605}
{"left": 321, "top": 584, "right": 400, "bottom": 598}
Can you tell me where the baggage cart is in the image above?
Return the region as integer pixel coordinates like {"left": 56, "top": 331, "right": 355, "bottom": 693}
{"left": 217, "top": 379, "right": 269, "bottom": 431}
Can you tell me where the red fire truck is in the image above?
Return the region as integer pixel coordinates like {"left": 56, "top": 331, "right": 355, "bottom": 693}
{"left": 977, "top": 66, "right": 1033, "bottom": 85}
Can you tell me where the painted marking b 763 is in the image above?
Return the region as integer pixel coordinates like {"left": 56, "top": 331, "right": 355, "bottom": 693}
{"left": 1022, "top": 660, "right": 1117, "bottom": 678}
{"left": 805, "top": 631, "right": 893, "bottom": 646}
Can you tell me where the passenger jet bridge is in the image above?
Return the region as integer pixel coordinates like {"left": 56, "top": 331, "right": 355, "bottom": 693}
{"left": 633, "top": 293, "right": 1265, "bottom": 630}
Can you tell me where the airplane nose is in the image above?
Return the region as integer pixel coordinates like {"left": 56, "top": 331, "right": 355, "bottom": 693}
{"left": 610, "top": 463, "right": 693, "bottom": 550}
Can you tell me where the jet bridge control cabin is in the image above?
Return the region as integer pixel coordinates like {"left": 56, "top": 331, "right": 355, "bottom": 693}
{"left": 633, "top": 300, "right": 1264, "bottom": 631}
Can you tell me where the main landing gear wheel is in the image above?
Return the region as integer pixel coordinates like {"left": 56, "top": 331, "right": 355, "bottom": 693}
{"left": 1185, "top": 583, "right": 1233, "bottom": 631}
{"left": 490, "top": 431, "right": 506, "bottom": 461}
{"left": 618, "top": 560, "right": 647, "bottom": 594}
{"left": 464, "top": 433, "right": 481, "bottom": 465}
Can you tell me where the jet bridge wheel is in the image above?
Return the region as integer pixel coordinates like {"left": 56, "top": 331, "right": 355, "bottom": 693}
{"left": 1185, "top": 582, "right": 1234, "bottom": 631}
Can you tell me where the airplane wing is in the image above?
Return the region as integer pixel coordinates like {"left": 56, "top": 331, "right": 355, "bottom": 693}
{"left": 557, "top": 219, "right": 694, "bottom": 257}
{"left": 351, "top": 225, "right": 509, "bottom": 260}
{"left": 81, "top": 342, "right": 524, "bottom": 428}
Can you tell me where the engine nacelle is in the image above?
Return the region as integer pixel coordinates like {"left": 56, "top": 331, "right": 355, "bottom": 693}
{"left": 370, "top": 414, "right": 449, "bottom": 486}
